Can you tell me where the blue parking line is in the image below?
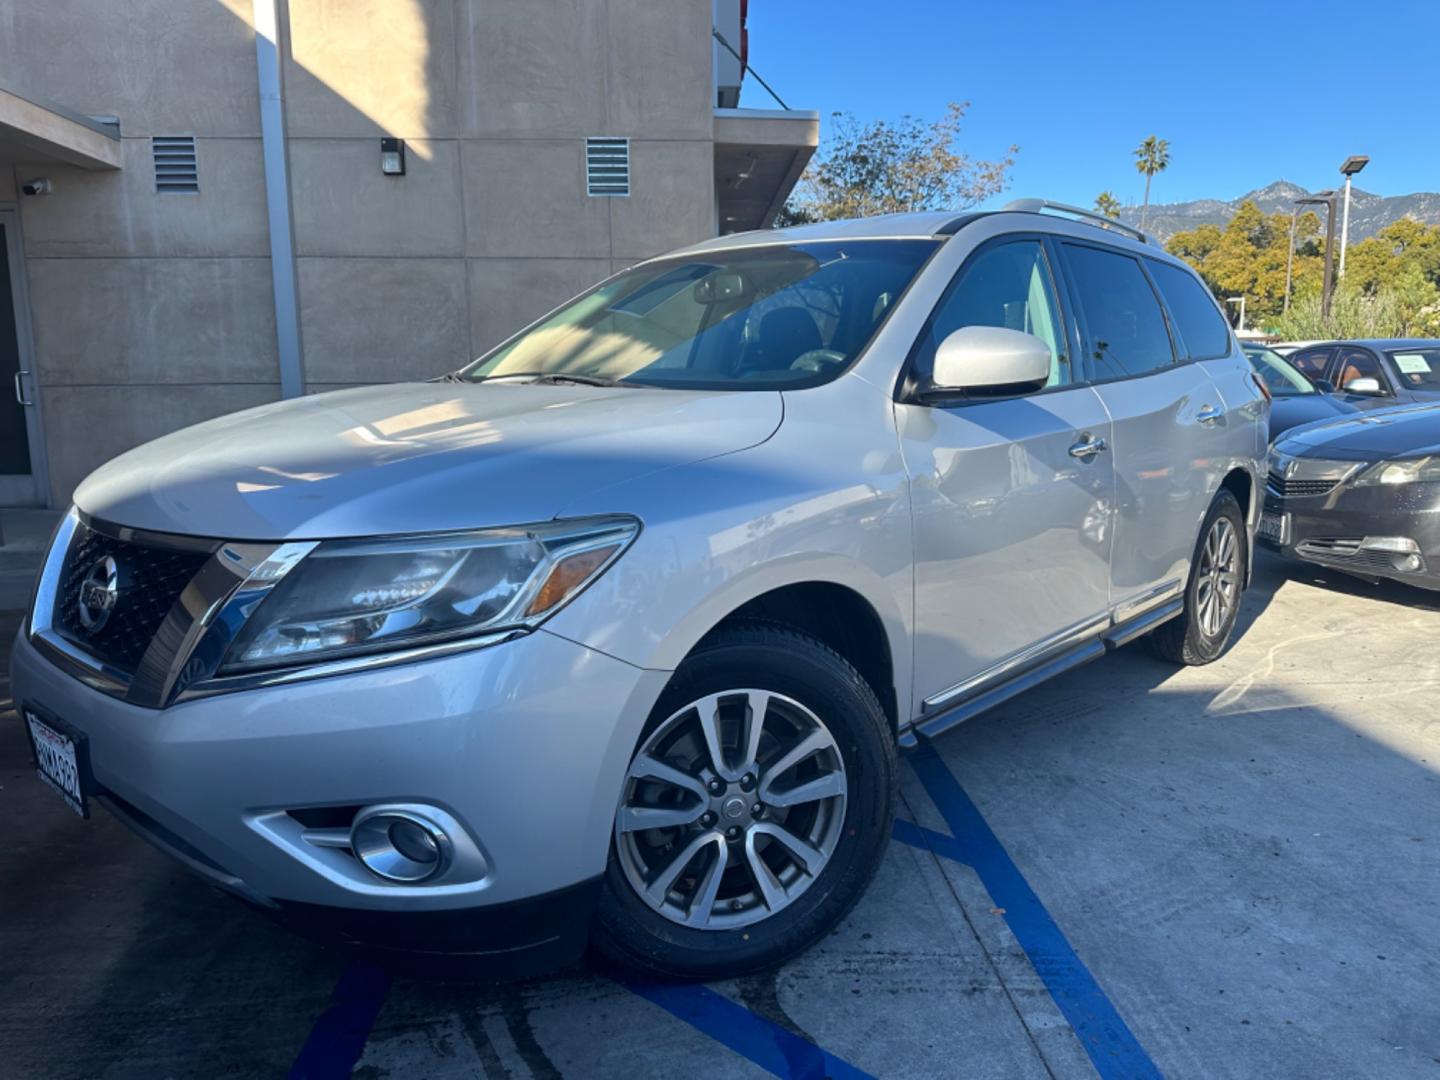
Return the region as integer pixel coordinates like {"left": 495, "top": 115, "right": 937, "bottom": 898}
{"left": 623, "top": 979, "right": 875, "bottom": 1080}
{"left": 902, "top": 744, "right": 1164, "bottom": 1080}
{"left": 288, "top": 960, "right": 392, "bottom": 1080}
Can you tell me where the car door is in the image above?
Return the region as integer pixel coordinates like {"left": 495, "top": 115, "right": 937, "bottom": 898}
{"left": 1058, "top": 242, "right": 1225, "bottom": 610}
{"left": 1333, "top": 346, "right": 1402, "bottom": 408}
{"left": 895, "top": 235, "right": 1115, "bottom": 708}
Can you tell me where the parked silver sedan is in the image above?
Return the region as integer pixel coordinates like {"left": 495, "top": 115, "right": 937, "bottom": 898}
{"left": 13, "top": 201, "right": 1266, "bottom": 979}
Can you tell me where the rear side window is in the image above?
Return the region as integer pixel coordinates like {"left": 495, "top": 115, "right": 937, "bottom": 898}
{"left": 1063, "top": 244, "right": 1174, "bottom": 380}
{"left": 1290, "top": 348, "right": 1334, "bottom": 381}
{"left": 1147, "top": 260, "right": 1232, "bottom": 360}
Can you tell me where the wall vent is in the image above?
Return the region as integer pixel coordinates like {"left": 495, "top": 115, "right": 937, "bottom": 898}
{"left": 153, "top": 136, "right": 199, "bottom": 193}
{"left": 585, "top": 137, "right": 630, "bottom": 197}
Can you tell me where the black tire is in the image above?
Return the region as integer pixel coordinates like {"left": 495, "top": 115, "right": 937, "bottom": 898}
{"left": 1150, "top": 490, "right": 1247, "bottom": 665}
{"left": 592, "top": 621, "right": 896, "bottom": 980}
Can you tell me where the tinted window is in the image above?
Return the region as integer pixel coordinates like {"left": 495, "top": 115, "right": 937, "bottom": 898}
{"left": 1243, "top": 346, "right": 1314, "bottom": 396}
{"left": 1063, "top": 244, "right": 1174, "bottom": 379}
{"left": 1290, "top": 348, "right": 1333, "bottom": 381}
{"left": 1335, "top": 349, "right": 1389, "bottom": 393}
{"left": 914, "top": 240, "right": 1070, "bottom": 388}
{"left": 1147, "top": 260, "right": 1231, "bottom": 360}
{"left": 462, "top": 240, "right": 937, "bottom": 390}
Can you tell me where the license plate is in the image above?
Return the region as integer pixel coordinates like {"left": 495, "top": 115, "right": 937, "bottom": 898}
{"left": 24, "top": 709, "right": 91, "bottom": 819}
{"left": 1258, "top": 511, "right": 1288, "bottom": 546}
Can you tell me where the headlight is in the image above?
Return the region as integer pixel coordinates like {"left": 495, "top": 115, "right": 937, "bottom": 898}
{"left": 1267, "top": 450, "right": 1364, "bottom": 483}
{"left": 1352, "top": 456, "right": 1440, "bottom": 486}
{"left": 220, "top": 516, "right": 638, "bottom": 673}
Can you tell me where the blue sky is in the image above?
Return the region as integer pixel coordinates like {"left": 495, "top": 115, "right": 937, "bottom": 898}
{"left": 745, "top": 0, "right": 1440, "bottom": 210}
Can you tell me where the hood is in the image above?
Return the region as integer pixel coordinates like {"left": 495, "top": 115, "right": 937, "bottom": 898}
{"left": 75, "top": 383, "right": 783, "bottom": 540}
{"left": 1276, "top": 402, "right": 1440, "bottom": 460}
{"left": 1267, "top": 393, "right": 1358, "bottom": 441}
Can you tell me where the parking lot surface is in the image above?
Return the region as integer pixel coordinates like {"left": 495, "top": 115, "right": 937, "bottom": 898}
{"left": 3, "top": 550, "right": 1439, "bottom": 1079}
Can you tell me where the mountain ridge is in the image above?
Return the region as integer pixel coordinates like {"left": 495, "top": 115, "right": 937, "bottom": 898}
{"left": 1114, "top": 182, "right": 1440, "bottom": 244}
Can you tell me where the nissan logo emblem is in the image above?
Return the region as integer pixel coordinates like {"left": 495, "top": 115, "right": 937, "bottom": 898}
{"left": 77, "top": 555, "right": 119, "bottom": 633}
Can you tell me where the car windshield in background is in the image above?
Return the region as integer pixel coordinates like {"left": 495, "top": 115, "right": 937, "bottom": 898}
{"left": 1387, "top": 348, "right": 1440, "bottom": 389}
{"left": 459, "top": 240, "right": 938, "bottom": 390}
{"left": 1244, "top": 345, "right": 1316, "bottom": 396}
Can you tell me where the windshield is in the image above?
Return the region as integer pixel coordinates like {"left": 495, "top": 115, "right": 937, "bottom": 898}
{"left": 1245, "top": 346, "right": 1315, "bottom": 396}
{"left": 1387, "top": 348, "right": 1440, "bottom": 390}
{"left": 459, "top": 240, "right": 938, "bottom": 390}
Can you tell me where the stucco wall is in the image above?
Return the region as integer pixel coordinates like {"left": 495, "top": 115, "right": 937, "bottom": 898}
{"left": 1, "top": 0, "right": 717, "bottom": 505}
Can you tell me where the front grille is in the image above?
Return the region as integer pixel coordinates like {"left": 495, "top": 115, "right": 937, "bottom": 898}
{"left": 1267, "top": 472, "right": 1338, "bottom": 499}
{"left": 53, "top": 521, "right": 213, "bottom": 676}
{"left": 1296, "top": 539, "right": 1410, "bottom": 573}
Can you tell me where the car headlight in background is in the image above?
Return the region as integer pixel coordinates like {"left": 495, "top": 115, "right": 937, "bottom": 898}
{"left": 1267, "top": 450, "right": 1365, "bottom": 484}
{"left": 220, "top": 516, "right": 639, "bottom": 673}
{"left": 1352, "top": 456, "right": 1440, "bottom": 486}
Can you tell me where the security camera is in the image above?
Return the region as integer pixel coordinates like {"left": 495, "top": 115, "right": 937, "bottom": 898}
{"left": 21, "top": 178, "right": 53, "bottom": 196}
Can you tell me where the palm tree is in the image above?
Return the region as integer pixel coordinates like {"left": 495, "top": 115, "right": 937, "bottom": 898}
{"left": 1093, "top": 191, "right": 1121, "bottom": 220}
{"left": 1133, "top": 136, "right": 1170, "bottom": 231}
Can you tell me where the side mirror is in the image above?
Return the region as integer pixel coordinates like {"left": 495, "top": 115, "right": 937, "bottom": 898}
{"left": 1311, "top": 378, "right": 1335, "bottom": 393}
{"left": 1345, "top": 376, "right": 1383, "bottom": 395}
{"left": 930, "top": 325, "right": 1052, "bottom": 395}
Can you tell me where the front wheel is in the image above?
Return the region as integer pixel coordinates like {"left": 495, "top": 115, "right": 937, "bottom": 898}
{"left": 593, "top": 623, "right": 895, "bottom": 980}
{"left": 1151, "top": 490, "right": 1247, "bottom": 665}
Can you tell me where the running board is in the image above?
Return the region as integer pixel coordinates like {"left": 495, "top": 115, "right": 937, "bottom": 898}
{"left": 903, "top": 597, "right": 1184, "bottom": 745}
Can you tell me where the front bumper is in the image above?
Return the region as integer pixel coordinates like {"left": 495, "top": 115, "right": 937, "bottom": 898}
{"left": 1261, "top": 481, "right": 1440, "bottom": 591}
{"left": 10, "top": 626, "right": 668, "bottom": 966}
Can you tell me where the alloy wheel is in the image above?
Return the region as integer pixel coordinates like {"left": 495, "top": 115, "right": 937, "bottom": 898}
{"left": 1195, "top": 516, "right": 1240, "bottom": 637}
{"left": 614, "top": 689, "right": 848, "bottom": 930}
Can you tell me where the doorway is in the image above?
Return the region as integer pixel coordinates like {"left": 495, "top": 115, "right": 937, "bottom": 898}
{"left": 0, "top": 209, "right": 46, "bottom": 506}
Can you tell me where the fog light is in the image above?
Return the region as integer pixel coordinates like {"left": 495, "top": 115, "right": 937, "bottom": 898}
{"left": 351, "top": 806, "right": 452, "bottom": 883}
{"left": 1360, "top": 536, "right": 1419, "bottom": 555}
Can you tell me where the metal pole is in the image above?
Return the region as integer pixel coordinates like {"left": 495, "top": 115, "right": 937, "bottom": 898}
{"left": 1321, "top": 197, "right": 1337, "bottom": 319}
{"left": 1339, "top": 176, "right": 1353, "bottom": 280}
{"left": 1284, "top": 208, "right": 1297, "bottom": 314}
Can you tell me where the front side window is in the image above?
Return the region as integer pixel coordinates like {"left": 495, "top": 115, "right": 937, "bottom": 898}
{"left": 1335, "top": 349, "right": 1389, "bottom": 393}
{"left": 912, "top": 239, "right": 1070, "bottom": 388}
{"left": 460, "top": 240, "right": 937, "bottom": 390}
{"left": 1244, "top": 347, "right": 1315, "bottom": 397}
{"left": 1063, "top": 244, "right": 1175, "bottom": 380}
{"left": 1387, "top": 348, "right": 1440, "bottom": 390}
{"left": 1147, "top": 260, "right": 1232, "bottom": 360}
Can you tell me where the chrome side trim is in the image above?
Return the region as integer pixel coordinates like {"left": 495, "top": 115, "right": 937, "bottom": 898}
{"left": 1111, "top": 578, "right": 1183, "bottom": 625}
{"left": 30, "top": 629, "right": 133, "bottom": 698}
{"left": 922, "top": 613, "right": 1110, "bottom": 714}
{"left": 173, "top": 629, "right": 526, "bottom": 703}
{"left": 27, "top": 506, "right": 79, "bottom": 638}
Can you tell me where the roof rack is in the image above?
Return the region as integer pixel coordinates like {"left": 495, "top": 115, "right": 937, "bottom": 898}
{"left": 1000, "top": 199, "right": 1153, "bottom": 246}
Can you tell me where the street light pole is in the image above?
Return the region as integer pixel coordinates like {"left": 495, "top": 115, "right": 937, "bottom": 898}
{"left": 1296, "top": 191, "right": 1338, "bottom": 319}
{"left": 1338, "top": 155, "right": 1369, "bottom": 280}
{"left": 1284, "top": 208, "right": 1298, "bottom": 314}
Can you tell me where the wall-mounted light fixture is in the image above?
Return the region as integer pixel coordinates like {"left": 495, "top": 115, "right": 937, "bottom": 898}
{"left": 380, "top": 137, "right": 406, "bottom": 176}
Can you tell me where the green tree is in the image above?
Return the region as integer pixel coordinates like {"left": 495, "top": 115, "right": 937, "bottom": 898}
{"left": 1093, "top": 191, "right": 1121, "bottom": 220}
{"left": 1133, "top": 135, "right": 1170, "bottom": 231}
{"left": 780, "top": 102, "right": 1018, "bottom": 224}
{"left": 1167, "top": 201, "right": 1323, "bottom": 324}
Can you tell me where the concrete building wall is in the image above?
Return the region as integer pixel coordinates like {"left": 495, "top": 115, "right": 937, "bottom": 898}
{"left": 2, "top": 0, "right": 719, "bottom": 505}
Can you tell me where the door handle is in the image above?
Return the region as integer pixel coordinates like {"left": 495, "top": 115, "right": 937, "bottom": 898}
{"left": 1068, "top": 435, "right": 1107, "bottom": 459}
{"left": 1197, "top": 404, "right": 1222, "bottom": 426}
{"left": 13, "top": 370, "right": 32, "bottom": 407}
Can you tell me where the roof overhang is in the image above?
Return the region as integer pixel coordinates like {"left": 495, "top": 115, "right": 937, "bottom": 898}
{"left": 714, "top": 107, "right": 819, "bottom": 233}
{"left": 0, "top": 83, "right": 121, "bottom": 172}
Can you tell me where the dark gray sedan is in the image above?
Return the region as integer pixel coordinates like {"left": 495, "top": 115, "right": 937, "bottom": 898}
{"left": 1286, "top": 339, "right": 1440, "bottom": 409}
{"left": 1260, "top": 402, "right": 1440, "bottom": 590}
{"left": 1242, "top": 343, "right": 1359, "bottom": 441}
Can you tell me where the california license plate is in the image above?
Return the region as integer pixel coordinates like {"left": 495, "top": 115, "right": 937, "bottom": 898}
{"left": 1258, "top": 511, "right": 1288, "bottom": 546}
{"left": 25, "top": 708, "right": 90, "bottom": 819}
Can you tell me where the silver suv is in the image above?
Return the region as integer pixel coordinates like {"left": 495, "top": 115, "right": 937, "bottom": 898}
{"left": 14, "top": 201, "right": 1266, "bottom": 979}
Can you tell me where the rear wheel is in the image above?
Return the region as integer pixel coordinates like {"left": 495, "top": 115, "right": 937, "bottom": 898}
{"left": 593, "top": 623, "right": 895, "bottom": 980}
{"left": 1151, "top": 490, "right": 1247, "bottom": 665}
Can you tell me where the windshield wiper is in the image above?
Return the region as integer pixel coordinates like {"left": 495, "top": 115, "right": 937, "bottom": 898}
{"left": 457, "top": 371, "right": 633, "bottom": 387}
